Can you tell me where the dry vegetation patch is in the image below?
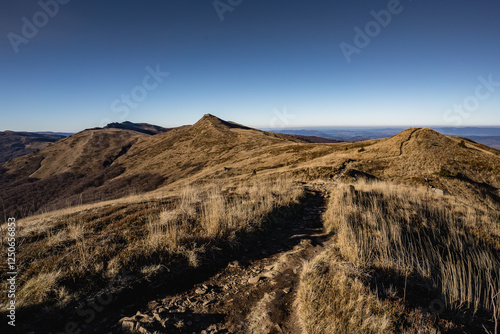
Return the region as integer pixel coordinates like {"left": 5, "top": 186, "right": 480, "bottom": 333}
{"left": 0, "top": 176, "right": 304, "bottom": 315}
{"left": 298, "top": 180, "right": 500, "bottom": 333}
{"left": 298, "top": 250, "right": 396, "bottom": 334}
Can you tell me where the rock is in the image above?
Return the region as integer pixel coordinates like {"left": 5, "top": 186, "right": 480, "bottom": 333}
{"left": 248, "top": 275, "right": 262, "bottom": 284}
{"left": 134, "top": 312, "right": 154, "bottom": 323}
{"left": 156, "top": 307, "right": 169, "bottom": 319}
{"left": 195, "top": 287, "right": 207, "bottom": 295}
{"left": 136, "top": 325, "right": 151, "bottom": 334}
{"left": 148, "top": 301, "right": 159, "bottom": 309}
{"left": 153, "top": 312, "right": 163, "bottom": 322}
{"left": 282, "top": 287, "right": 291, "bottom": 294}
{"left": 264, "top": 264, "right": 275, "bottom": 271}
{"left": 121, "top": 320, "right": 136, "bottom": 332}
{"left": 203, "top": 299, "right": 215, "bottom": 306}
{"left": 262, "top": 270, "right": 276, "bottom": 278}
{"left": 228, "top": 260, "right": 240, "bottom": 268}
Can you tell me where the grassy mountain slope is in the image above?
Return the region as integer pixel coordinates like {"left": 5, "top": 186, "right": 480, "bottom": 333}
{"left": 0, "top": 128, "right": 158, "bottom": 217}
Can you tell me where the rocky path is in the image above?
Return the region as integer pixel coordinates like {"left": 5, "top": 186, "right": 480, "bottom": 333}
{"left": 114, "top": 184, "right": 330, "bottom": 334}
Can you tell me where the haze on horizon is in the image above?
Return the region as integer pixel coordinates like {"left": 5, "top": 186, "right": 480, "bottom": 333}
{"left": 1, "top": 0, "right": 500, "bottom": 132}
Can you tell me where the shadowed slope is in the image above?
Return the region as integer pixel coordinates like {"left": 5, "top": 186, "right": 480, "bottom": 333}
{"left": 104, "top": 121, "right": 172, "bottom": 135}
{"left": 0, "top": 128, "right": 157, "bottom": 218}
{"left": 0, "top": 131, "right": 65, "bottom": 164}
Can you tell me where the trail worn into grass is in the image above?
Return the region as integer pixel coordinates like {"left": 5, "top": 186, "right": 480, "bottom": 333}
{"left": 398, "top": 128, "right": 419, "bottom": 156}
{"left": 113, "top": 184, "right": 329, "bottom": 334}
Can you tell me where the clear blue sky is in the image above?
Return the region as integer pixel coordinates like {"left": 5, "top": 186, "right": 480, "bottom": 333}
{"left": 1, "top": 0, "right": 499, "bottom": 132}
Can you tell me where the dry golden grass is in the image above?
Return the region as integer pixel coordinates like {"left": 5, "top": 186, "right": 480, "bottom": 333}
{"left": 142, "top": 176, "right": 304, "bottom": 260}
{"left": 0, "top": 176, "right": 304, "bottom": 311}
{"left": 16, "top": 270, "right": 72, "bottom": 308}
{"left": 298, "top": 179, "right": 500, "bottom": 333}
{"left": 297, "top": 249, "right": 395, "bottom": 334}
{"left": 301, "top": 179, "right": 500, "bottom": 332}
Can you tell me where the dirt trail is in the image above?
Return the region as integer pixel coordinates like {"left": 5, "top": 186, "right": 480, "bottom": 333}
{"left": 114, "top": 184, "right": 330, "bottom": 334}
{"left": 399, "top": 128, "right": 419, "bottom": 156}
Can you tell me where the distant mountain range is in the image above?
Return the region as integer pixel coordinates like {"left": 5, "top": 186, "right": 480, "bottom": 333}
{"left": 36, "top": 131, "right": 75, "bottom": 137}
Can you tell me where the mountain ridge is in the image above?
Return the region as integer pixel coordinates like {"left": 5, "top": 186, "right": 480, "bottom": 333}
{"left": 1, "top": 115, "right": 499, "bottom": 219}
{"left": 103, "top": 121, "right": 172, "bottom": 135}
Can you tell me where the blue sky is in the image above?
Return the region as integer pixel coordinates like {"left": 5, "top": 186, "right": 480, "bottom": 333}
{"left": 1, "top": 0, "right": 499, "bottom": 132}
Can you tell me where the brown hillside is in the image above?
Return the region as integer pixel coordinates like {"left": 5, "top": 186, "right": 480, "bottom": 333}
{"left": 3, "top": 128, "right": 148, "bottom": 179}
{"left": 1, "top": 115, "right": 499, "bottom": 219}
{"left": 112, "top": 114, "right": 312, "bottom": 182}
{"left": 0, "top": 128, "right": 159, "bottom": 218}
{"left": 340, "top": 128, "right": 500, "bottom": 209}
{"left": 0, "top": 131, "right": 65, "bottom": 164}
